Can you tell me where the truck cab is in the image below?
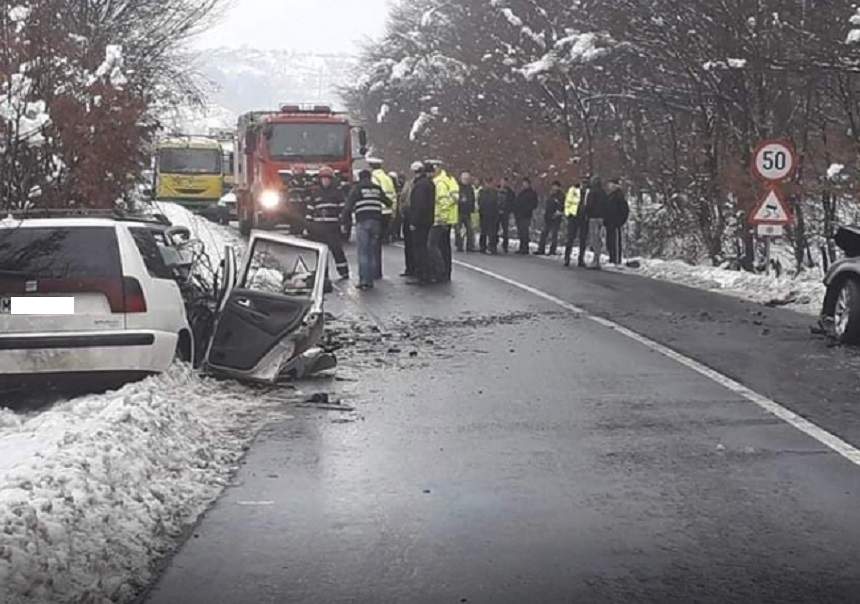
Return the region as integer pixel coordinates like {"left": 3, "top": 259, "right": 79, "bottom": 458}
{"left": 234, "top": 105, "right": 367, "bottom": 236}
{"left": 155, "top": 137, "right": 225, "bottom": 212}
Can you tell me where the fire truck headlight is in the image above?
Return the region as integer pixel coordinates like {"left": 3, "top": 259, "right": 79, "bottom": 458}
{"left": 259, "top": 190, "right": 280, "bottom": 209}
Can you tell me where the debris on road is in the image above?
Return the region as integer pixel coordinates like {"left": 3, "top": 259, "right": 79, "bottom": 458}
{"left": 303, "top": 392, "right": 331, "bottom": 404}
{"left": 765, "top": 291, "right": 812, "bottom": 308}
{"left": 295, "top": 393, "right": 355, "bottom": 412}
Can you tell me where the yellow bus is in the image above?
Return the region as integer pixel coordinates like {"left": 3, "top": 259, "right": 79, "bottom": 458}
{"left": 155, "top": 137, "right": 225, "bottom": 210}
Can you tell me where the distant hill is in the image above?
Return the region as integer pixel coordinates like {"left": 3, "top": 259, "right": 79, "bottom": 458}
{"left": 159, "top": 47, "right": 358, "bottom": 135}
{"left": 199, "top": 47, "right": 357, "bottom": 114}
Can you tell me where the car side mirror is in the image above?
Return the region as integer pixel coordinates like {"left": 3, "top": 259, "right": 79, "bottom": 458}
{"left": 245, "top": 131, "right": 257, "bottom": 150}
{"left": 263, "top": 125, "right": 274, "bottom": 140}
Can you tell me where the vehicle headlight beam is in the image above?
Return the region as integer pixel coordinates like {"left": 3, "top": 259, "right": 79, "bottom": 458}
{"left": 259, "top": 190, "right": 281, "bottom": 210}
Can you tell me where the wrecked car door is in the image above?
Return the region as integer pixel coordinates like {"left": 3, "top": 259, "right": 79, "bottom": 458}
{"left": 217, "top": 246, "right": 237, "bottom": 312}
{"left": 204, "top": 233, "right": 333, "bottom": 383}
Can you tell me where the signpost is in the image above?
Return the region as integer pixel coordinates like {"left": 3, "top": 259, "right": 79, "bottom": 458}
{"left": 749, "top": 140, "right": 796, "bottom": 274}
{"left": 750, "top": 187, "right": 792, "bottom": 225}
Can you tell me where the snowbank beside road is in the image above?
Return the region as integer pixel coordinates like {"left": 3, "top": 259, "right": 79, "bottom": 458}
{"left": 619, "top": 258, "right": 825, "bottom": 317}
{"left": 0, "top": 367, "right": 274, "bottom": 604}
{"left": 529, "top": 244, "right": 825, "bottom": 316}
{"left": 152, "top": 201, "right": 245, "bottom": 266}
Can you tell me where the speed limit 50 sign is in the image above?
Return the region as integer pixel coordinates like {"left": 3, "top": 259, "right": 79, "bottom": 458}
{"left": 752, "top": 140, "right": 797, "bottom": 182}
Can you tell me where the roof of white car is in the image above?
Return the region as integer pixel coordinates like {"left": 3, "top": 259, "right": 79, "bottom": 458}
{"left": 0, "top": 216, "right": 167, "bottom": 229}
{"left": 0, "top": 217, "right": 121, "bottom": 229}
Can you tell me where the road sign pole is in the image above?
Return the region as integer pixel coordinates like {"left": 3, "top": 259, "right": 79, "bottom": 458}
{"left": 764, "top": 237, "right": 771, "bottom": 276}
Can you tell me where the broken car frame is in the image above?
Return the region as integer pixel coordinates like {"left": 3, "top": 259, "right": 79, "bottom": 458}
{"left": 202, "top": 231, "right": 336, "bottom": 383}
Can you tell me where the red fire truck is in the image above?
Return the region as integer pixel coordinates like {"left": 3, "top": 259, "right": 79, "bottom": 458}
{"left": 234, "top": 105, "right": 367, "bottom": 236}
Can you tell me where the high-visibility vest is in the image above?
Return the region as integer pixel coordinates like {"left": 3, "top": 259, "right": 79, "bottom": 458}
{"left": 372, "top": 169, "right": 397, "bottom": 215}
{"left": 565, "top": 186, "right": 581, "bottom": 217}
{"left": 433, "top": 170, "right": 459, "bottom": 226}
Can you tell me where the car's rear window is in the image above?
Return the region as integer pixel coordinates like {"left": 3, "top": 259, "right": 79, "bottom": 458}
{"left": 0, "top": 226, "right": 122, "bottom": 280}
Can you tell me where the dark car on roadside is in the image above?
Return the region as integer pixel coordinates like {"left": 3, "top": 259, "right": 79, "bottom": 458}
{"left": 201, "top": 192, "right": 237, "bottom": 225}
{"left": 821, "top": 226, "right": 860, "bottom": 344}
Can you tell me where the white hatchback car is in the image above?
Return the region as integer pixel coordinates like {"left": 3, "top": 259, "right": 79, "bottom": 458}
{"left": 0, "top": 215, "right": 194, "bottom": 390}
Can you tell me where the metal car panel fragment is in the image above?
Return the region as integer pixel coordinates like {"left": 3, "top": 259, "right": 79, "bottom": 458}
{"left": 204, "top": 231, "right": 334, "bottom": 383}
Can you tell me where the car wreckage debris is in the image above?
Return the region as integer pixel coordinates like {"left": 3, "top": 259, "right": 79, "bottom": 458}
{"left": 295, "top": 392, "right": 355, "bottom": 412}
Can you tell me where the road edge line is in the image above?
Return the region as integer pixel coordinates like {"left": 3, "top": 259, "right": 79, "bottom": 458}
{"left": 454, "top": 258, "right": 860, "bottom": 467}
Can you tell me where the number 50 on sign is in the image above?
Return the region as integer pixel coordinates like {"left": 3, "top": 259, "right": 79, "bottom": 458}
{"left": 752, "top": 140, "right": 797, "bottom": 183}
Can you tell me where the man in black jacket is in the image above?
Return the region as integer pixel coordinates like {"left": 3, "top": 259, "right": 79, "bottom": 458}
{"left": 536, "top": 180, "right": 564, "bottom": 256}
{"left": 498, "top": 177, "right": 516, "bottom": 254}
{"left": 514, "top": 177, "right": 538, "bottom": 255}
{"left": 455, "top": 172, "right": 477, "bottom": 252}
{"left": 398, "top": 161, "right": 424, "bottom": 278}
{"left": 605, "top": 178, "right": 630, "bottom": 265}
{"left": 478, "top": 176, "right": 500, "bottom": 254}
{"left": 407, "top": 164, "right": 436, "bottom": 284}
{"left": 580, "top": 175, "right": 609, "bottom": 269}
{"left": 344, "top": 170, "right": 391, "bottom": 290}
{"left": 307, "top": 167, "right": 349, "bottom": 279}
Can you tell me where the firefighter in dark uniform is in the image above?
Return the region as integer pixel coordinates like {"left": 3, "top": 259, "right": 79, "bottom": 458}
{"left": 306, "top": 167, "right": 350, "bottom": 279}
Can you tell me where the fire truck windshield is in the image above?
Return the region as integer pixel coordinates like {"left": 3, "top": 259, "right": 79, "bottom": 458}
{"left": 267, "top": 124, "right": 348, "bottom": 160}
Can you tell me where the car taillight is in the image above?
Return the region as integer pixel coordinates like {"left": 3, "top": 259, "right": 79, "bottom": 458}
{"left": 121, "top": 277, "right": 147, "bottom": 313}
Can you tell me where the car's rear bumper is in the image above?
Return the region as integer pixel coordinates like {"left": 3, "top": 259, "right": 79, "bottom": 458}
{"left": 0, "top": 330, "right": 176, "bottom": 376}
{"left": 0, "top": 333, "right": 155, "bottom": 350}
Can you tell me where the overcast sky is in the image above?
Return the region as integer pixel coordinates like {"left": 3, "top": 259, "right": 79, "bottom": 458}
{"left": 196, "top": 0, "right": 390, "bottom": 54}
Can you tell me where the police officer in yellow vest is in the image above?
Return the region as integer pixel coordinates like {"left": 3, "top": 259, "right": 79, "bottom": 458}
{"left": 563, "top": 180, "right": 585, "bottom": 267}
{"left": 369, "top": 158, "right": 396, "bottom": 278}
{"left": 428, "top": 160, "right": 459, "bottom": 282}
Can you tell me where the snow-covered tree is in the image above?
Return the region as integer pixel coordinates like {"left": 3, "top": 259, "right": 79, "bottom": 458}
{"left": 0, "top": 0, "right": 224, "bottom": 210}
{"left": 346, "top": 0, "right": 860, "bottom": 268}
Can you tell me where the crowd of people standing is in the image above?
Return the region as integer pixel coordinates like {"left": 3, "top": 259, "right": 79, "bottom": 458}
{"left": 305, "top": 157, "right": 631, "bottom": 290}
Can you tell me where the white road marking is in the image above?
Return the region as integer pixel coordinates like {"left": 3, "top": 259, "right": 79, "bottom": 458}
{"left": 454, "top": 259, "right": 860, "bottom": 468}
{"left": 237, "top": 501, "right": 276, "bottom": 506}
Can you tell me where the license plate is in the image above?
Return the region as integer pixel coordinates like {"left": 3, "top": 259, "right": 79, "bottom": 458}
{"left": 0, "top": 297, "right": 75, "bottom": 315}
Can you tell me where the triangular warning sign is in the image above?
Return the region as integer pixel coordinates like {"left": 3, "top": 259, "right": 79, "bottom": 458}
{"left": 750, "top": 188, "right": 791, "bottom": 225}
{"left": 291, "top": 256, "right": 311, "bottom": 277}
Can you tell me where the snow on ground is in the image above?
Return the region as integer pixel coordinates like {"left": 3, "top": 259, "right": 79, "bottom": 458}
{"left": 529, "top": 244, "right": 825, "bottom": 316}
{"left": 0, "top": 367, "right": 286, "bottom": 604}
{"left": 0, "top": 202, "right": 264, "bottom": 603}
{"left": 151, "top": 201, "right": 245, "bottom": 266}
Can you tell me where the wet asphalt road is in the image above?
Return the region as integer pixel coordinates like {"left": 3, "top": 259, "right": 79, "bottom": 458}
{"left": 144, "top": 246, "right": 860, "bottom": 604}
